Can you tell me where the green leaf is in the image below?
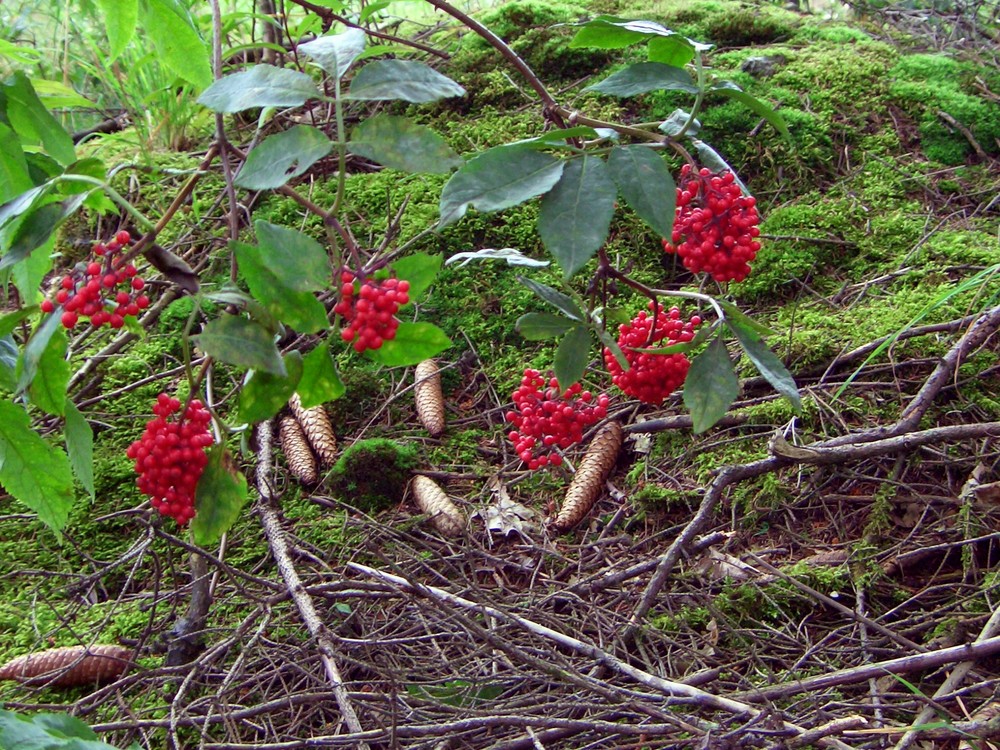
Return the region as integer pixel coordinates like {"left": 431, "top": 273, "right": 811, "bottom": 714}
{"left": 32, "top": 711, "right": 101, "bottom": 740}
{"left": 569, "top": 16, "right": 694, "bottom": 49}
{"left": 239, "top": 351, "right": 304, "bottom": 423}
{"left": 0, "top": 194, "right": 88, "bottom": 271}
{"left": 198, "top": 65, "right": 320, "bottom": 113}
{"left": 648, "top": 35, "right": 696, "bottom": 67}
{"left": 28, "top": 325, "right": 68, "bottom": 415}
{"left": 718, "top": 300, "right": 776, "bottom": 337}
{"left": 691, "top": 139, "right": 749, "bottom": 194}
{"left": 233, "top": 244, "right": 328, "bottom": 333}
{"left": 15, "top": 309, "right": 60, "bottom": 394}
{"left": 438, "top": 146, "right": 564, "bottom": 228}
{"left": 29, "top": 79, "right": 97, "bottom": 111}
{"left": 254, "top": 221, "right": 331, "bottom": 291}
{"left": 516, "top": 312, "right": 575, "bottom": 340}
{"left": 0, "top": 401, "right": 74, "bottom": 537}
{"left": 96, "top": 0, "right": 138, "bottom": 61}
{"left": 139, "top": 0, "right": 212, "bottom": 89}
{"left": 538, "top": 155, "right": 616, "bottom": 279}
{"left": 0, "top": 336, "right": 16, "bottom": 390}
{"left": 727, "top": 320, "right": 801, "bottom": 410}
{"left": 0, "top": 184, "right": 49, "bottom": 228}
{"left": 236, "top": 125, "right": 332, "bottom": 190}
{"left": 510, "top": 126, "right": 602, "bottom": 148}
{"left": 3, "top": 72, "right": 76, "bottom": 166}
{"left": 297, "top": 342, "right": 345, "bottom": 408}
{"left": 607, "top": 146, "right": 676, "bottom": 237}
{"left": 192, "top": 447, "right": 249, "bottom": 547}
{"left": 0, "top": 308, "right": 32, "bottom": 337}
{"left": 348, "top": 115, "right": 461, "bottom": 174}
{"left": 517, "top": 277, "right": 584, "bottom": 321}
{"left": 659, "top": 108, "right": 699, "bottom": 138}
{"left": 710, "top": 84, "right": 790, "bottom": 140}
{"left": 192, "top": 315, "right": 286, "bottom": 376}
{"left": 347, "top": 59, "right": 465, "bottom": 102}
{"left": 365, "top": 321, "right": 451, "bottom": 367}
{"left": 64, "top": 400, "right": 95, "bottom": 499}
{"left": 299, "top": 28, "right": 366, "bottom": 79}
{"left": 0, "top": 123, "right": 32, "bottom": 200}
{"left": 684, "top": 336, "right": 738, "bottom": 434}
{"left": 391, "top": 252, "right": 442, "bottom": 305}
{"left": 553, "top": 324, "right": 591, "bottom": 390}
{"left": 584, "top": 62, "right": 698, "bottom": 97}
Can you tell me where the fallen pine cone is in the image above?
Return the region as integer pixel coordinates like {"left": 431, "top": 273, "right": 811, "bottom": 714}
{"left": 414, "top": 359, "right": 445, "bottom": 436}
{"left": 0, "top": 644, "right": 133, "bottom": 687}
{"left": 289, "top": 392, "right": 337, "bottom": 467}
{"left": 411, "top": 474, "right": 465, "bottom": 537}
{"left": 279, "top": 415, "right": 318, "bottom": 484}
{"left": 550, "top": 421, "right": 624, "bottom": 531}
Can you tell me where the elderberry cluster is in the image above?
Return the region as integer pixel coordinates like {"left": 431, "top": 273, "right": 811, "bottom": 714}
{"left": 333, "top": 270, "right": 410, "bottom": 353}
{"left": 126, "top": 393, "right": 214, "bottom": 526}
{"left": 604, "top": 302, "right": 701, "bottom": 406}
{"left": 662, "top": 166, "right": 761, "bottom": 283}
{"left": 40, "top": 230, "right": 150, "bottom": 329}
{"left": 506, "top": 369, "right": 609, "bottom": 470}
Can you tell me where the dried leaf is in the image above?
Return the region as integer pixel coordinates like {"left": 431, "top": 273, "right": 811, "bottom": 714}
{"left": 550, "top": 421, "right": 623, "bottom": 531}
{"left": 414, "top": 358, "right": 445, "bottom": 436}
{"left": 279, "top": 415, "right": 317, "bottom": 484}
{"left": 0, "top": 645, "right": 132, "bottom": 687}
{"left": 289, "top": 392, "right": 337, "bottom": 466}
{"left": 411, "top": 474, "right": 465, "bottom": 537}
{"left": 144, "top": 242, "right": 200, "bottom": 294}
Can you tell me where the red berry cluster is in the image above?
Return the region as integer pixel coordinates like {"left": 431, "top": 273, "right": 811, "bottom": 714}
{"left": 506, "top": 369, "right": 610, "bottom": 470}
{"left": 334, "top": 270, "right": 410, "bottom": 353}
{"left": 604, "top": 302, "right": 701, "bottom": 406}
{"left": 126, "top": 393, "right": 214, "bottom": 526}
{"left": 662, "top": 166, "right": 761, "bottom": 283}
{"left": 40, "top": 230, "right": 150, "bottom": 329}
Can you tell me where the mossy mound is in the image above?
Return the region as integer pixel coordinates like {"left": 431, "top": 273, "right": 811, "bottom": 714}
{"left": 328, "top": 439, "right": 420, "bottom": 513}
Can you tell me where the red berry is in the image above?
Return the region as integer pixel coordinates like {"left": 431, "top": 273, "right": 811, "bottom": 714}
{"left": 40, "top": 300, "right": 55, "bottom": 313}
{"left": 61, "top": 311, "right": 78, "bottom": 329}
{"left": 336, "top": 269, "right": 405, "bottom": 353}
{"left": 116, "top": 230, "right": 131, "bottom": 245}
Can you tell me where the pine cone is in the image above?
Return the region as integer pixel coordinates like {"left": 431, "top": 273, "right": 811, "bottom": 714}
{"left": 550, "top": 421, "right": 624, "bottom": 531}
{"left": 289, "top": 393, "right": 337, "bottom": 466}
{"left": 411, "top": 474, "right": 465, "bottom": 537}
{"left": 279, "top": 415, "right": 318, "bottom": 484}
{"left": 414, "top": 359, "right": 445, "bottom": 436}
{"left": 0, "top": 645, "right": 133, "bottom": 687}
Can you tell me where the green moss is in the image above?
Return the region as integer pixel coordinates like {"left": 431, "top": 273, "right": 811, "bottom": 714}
{"left": 329, "top": 439, "right": 420, "bottom": 512}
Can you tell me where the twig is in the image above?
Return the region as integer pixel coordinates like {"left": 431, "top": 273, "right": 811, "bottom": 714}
{"left": 254, "top": 421, "right": 369, "bottom": 747}
{"left": 936, "top": 110, "right": 988, "bottom": 159}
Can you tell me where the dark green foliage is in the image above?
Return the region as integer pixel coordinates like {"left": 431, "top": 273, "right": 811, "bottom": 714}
{"left": 328, "top": 439, "right": 420, "bottom": 512}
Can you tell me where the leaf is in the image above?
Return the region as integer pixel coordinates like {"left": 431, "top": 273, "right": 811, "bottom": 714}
{"left": 348, "top": 115, "right": 461, "bottom": 174}
{"left": 0, "top": 194, "right": 88, "bottom": 271}
{"left": 516, "top": 312, "right": 575, "bottom": 340}
{"left": 710, "top": 84, "right": 790, "bottom": 140}
{"left": 0, "top": 184, "right": 49, "bottom": 229}
{"left": 684, "top": 336, "right": 739, "bottom": 434}
{"left": 0, "top": 401, "right": 74, "bottom": 537}
{"left": 32, "top": 711, "right": 101, "bottom": 741}
{"left": 0, "top": 123, "right": 32, "bottom": 200}
{"left": 3, "top": 72, "right": 76, "bottom": 166}
{"left": 648, "top": 35, "right": 696, "bottom": 67}
{"left": 192, "top": 315, "right": 286, "bottom": 376}
{"left": 659, "top": 108, "right": 700, "bottom": 138}
{"left": 239, "top": 351, "right": 304, "bottom": 423}
{"left": 64, "top": 400, "right": 95, "bottom": 499}
{"left": 727, "top": 320, "right": 801, "bottom": 410}
{"left": 691, "top": 140, "right": 749, "bottom": 194}
{"left": 568, "top": 16, "right": 699, "bottom": 49}
{"left": 27, "top": 325, "right": 68, "bottom": 416}
{"left": 438, "top": 145, "right": 563, "bottom": 228}
{"left": 553, "top": 324, "right": 591, "bottom": 390}
{"left": 718, "top": 300, "right": 776, "bottom": 337}
{"left": 297, "top": 342, "right": 345, "bottom": 408}
{"left": 347, "top": 59, "right": 465, "bottom": 102}
{"left": 236, "top": 125, "right": 332, "bottom": 190}
{"left": 0, "top": 335, "right": 16, "bottom": 390}
{"left": 391, "top": 252, "right": 441, "bottom": 305}
{"left": 29, "top": 79, "right": 97, "bottom": 111}
{"left": 139, "top": 0, "right": 212, "bottom": 90}
{"left": 95, "top": 0, "right": 138, "bottom": 61}
{"left": 510, "top": 126, "right": 602, "bottom": 148}
{"left": 446, "top": 247, "right": 549, "bottom": 268}
{"left": 197, "top": 65, "right": 320, "bottom": 113}
{"left": 538, "top": 155, "right": 616, "bottom": 279}
{"left": 15, "top": 309, "right": 60, "bottom": 394}
{"left": 144, "top": 243, "right": 200, "bottom": 294}
{"left": 584, "top": 62, "right": 698, "bottom": 97}
{"left": 254, "top": 221, "right": 331, "bottom": 291}
{"left": 365, "top": 322, "right": 451, "bottom": 367}
{"left": 191, "top": 447, "right": 249, "bottom": 547}
{"left": 607, "top": 146, "right": 676, "bottom": 237}
{"left": 299, "top": 28, "right": 366, "bottom": 79}
{"left": 0, "top": 308, "right": 32, "bottom": 337}
{"left": 517, "top": 277, "right": 584, "bottom": 321}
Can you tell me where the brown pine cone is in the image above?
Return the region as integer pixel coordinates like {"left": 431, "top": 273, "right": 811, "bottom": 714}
{"left": 0, "top": 645, "right": 133, "bottom": 687}
{"left": 279, "top": 415, "right": 318, "bottom": 484}
{"left": 411, "top": 474, "right": 465, "bottom": 537}
{"left": 414, "top": 359, "right": 445, "bottom": 436}
{"left": 550, "top": 421, "right": 624, "bottom": 531}
{"left": 289, "top": 393, "right": 337, "bottom": 467}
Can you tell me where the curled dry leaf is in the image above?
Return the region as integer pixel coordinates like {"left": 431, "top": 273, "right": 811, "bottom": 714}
{"left": 411, "top": 474, "right": 465, "bottom": 537}
{"left": 289, "top": 392, "right": 337, "bottom": 467}
{"left": 0, "top": 644, "right": 133, "bottom": 687}
{"left": 414, "top": 359, "right": 445, "bottom": 436}
{"left": 279, "top": 415, "right": 318, "bottom": 484}
{"left": 143, "top": 242, "right": 200, "bottom": 294}
{"left": 550, "top": 421, "right": 624, "bottom": 531}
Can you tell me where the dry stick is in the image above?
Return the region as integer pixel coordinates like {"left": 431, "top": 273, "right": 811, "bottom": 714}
{"left": 254, "top": 421, "right": 369, "bottom": 748}
{"left": 348, "top": 562, "right": 858, "bottom": 750}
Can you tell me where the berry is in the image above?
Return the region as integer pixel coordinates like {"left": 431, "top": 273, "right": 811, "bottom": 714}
{"left": 61, "top": 311, "right": 78, "bottom": 329}
{"left": 603, "top": 301, "right": 700, "bottom": 406}
{"left": 505, "top": 369, "right": 609, "bottom": 469}
{"left": 126, "top": 394, "right": 213, "bottom": 526}
{"left": 334, "top": 270, "right": 410, "bottom": 353}
{"left": 662, "top": 166, "right": 761, "bottom": 283}
{"left": 40, "top": 300, "right": 54, "bottom": 313}
{"left": 115, "top": 230, "right": 131, "bottom": 245}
